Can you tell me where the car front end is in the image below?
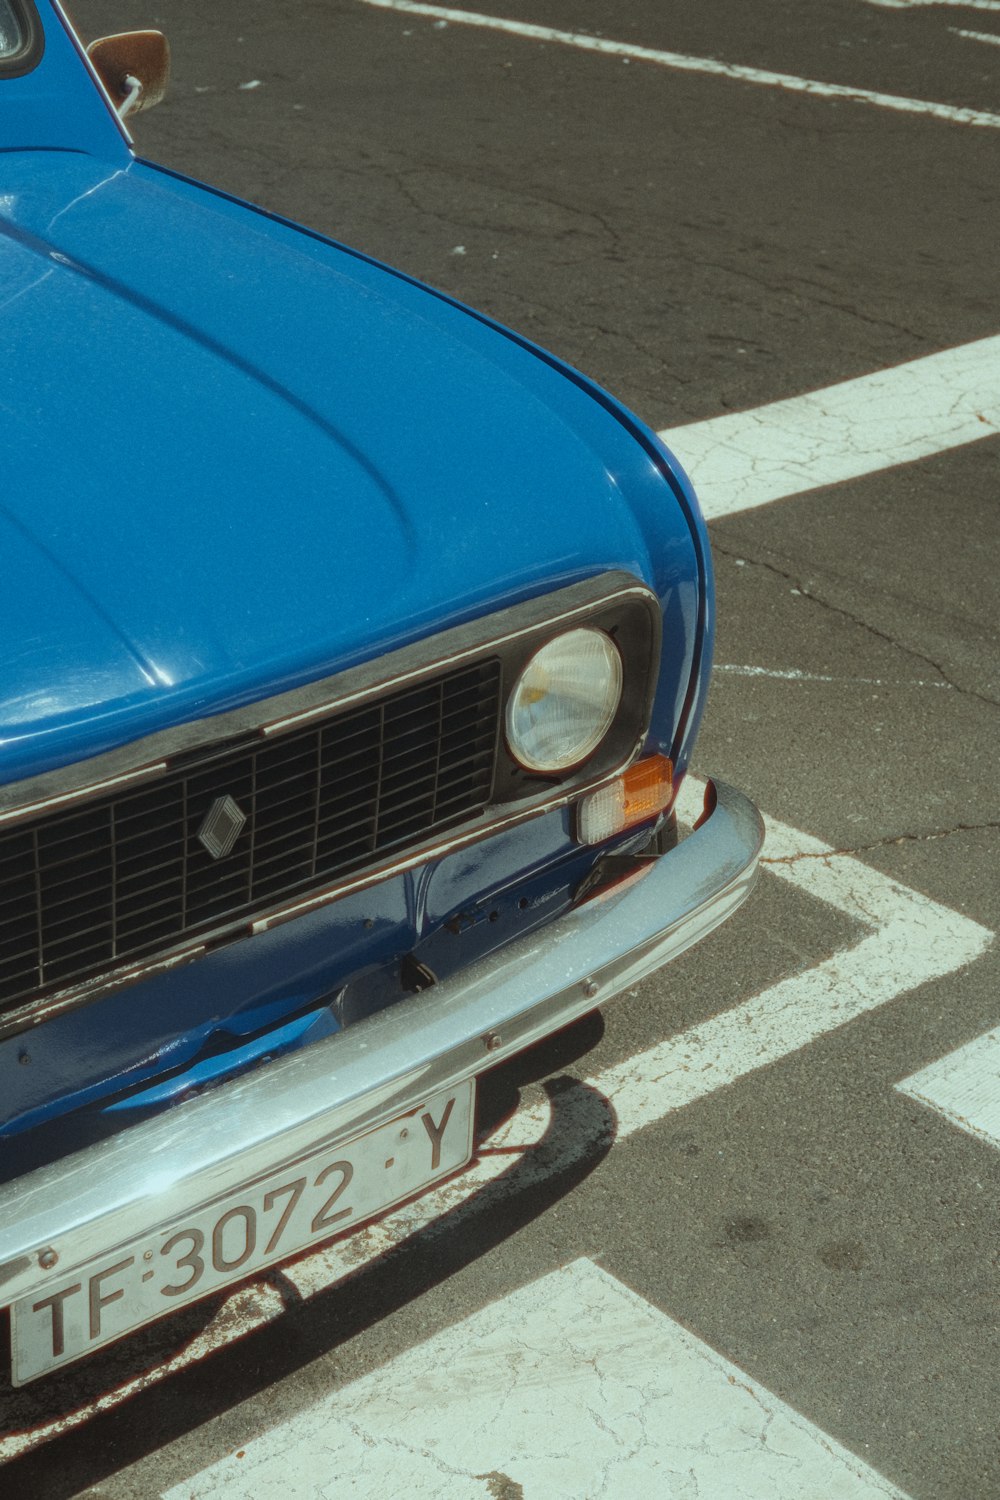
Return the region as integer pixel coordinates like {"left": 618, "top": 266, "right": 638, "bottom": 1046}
{"left": 0, "top": 0, "right": 763, "bottom": 1384}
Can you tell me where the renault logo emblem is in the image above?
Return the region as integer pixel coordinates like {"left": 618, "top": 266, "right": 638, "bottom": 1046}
{"left": 197, "top": 794, "right": 248, "bottom": 860}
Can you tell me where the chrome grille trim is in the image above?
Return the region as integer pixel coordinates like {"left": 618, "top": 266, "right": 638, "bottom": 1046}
{"left": 0, "top": 574, "right": 654, "bottom": 825}
{"left": 0, "top": 660, "right": 502, "bottom": 1018}
{"left": 0, "top": 573, "right": 661, "bottom": 1038}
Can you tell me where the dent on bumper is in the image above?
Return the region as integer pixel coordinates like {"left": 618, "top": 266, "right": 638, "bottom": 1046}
{"left": 0, "top": 779, "right": 763, "bottom": 1306}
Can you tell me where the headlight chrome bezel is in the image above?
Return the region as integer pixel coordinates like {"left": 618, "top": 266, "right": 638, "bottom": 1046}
{"left": 491, "top": 576, "right": 661, "bottom": 802}
{"left": 504, "top": 626, "right": 624, "bottom": 774}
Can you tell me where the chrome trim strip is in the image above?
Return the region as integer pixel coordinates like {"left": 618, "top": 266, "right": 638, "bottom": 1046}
{"left": 0, "top": 780, "right": 763, "bottom": 1306}
{"left": 0, "top": 754, "right": 635, "bottom": 1042}
{"left": 0, "top": 762, "right": 169, "bottom": 830}
{"left": 245, "top": 752, "right": 640, "bottom": 933}
{"left": 0, "top": 573, "right": 660, "bottom": 1039}
{"left": 2, "top": 946, "right": 209, "bottom": 1041}
{"left": 0, "top": 572, "right": 653, "bottom": 820}
{"left": 261, "top": 580, "right": 655, "bottom": 737}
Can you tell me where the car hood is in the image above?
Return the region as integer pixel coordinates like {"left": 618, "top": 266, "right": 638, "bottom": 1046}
{"left": 0, "top": 154, "right": 673, "bottom": 783}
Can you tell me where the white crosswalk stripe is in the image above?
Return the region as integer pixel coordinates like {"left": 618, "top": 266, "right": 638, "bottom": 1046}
{"left": 659, "top": 336, "right": 1000, "bottom": 519}
{"left": 161, "top": 1259, "right": 911, "bottom": 1500}
{"left": 897, "top": 1026, "right": 1000, "bottom": 1150}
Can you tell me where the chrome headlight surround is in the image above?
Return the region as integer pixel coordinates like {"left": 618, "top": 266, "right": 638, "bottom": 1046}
{"left": 492, "top": 575, "right": 661, "bottom": 801}
{"left": 505, "top": 627, "right": 624, "bottom": 773}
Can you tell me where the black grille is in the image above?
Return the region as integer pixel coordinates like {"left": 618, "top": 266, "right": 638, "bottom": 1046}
{"left": 0, "top": 659, "right": 501, "bottom": 1015}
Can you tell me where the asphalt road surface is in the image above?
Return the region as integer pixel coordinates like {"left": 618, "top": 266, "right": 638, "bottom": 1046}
{"left": 4, "top": 2, "right": 998, "bottom": 1496}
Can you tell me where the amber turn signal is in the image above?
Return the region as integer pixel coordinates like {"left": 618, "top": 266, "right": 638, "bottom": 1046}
{"left": 576, "top": 754, "right": 674, "bottom": 845}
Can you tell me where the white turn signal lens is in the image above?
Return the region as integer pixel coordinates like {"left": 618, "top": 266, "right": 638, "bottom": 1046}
{"left": 506, "top": 627, "right": 623, "bottom": 773}
{"left": 577, "top": 754, "right": 674, "bottom": 844}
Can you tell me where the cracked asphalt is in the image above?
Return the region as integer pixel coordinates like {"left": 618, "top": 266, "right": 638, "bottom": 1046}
{"left": 7, "top": 2, "right": 998, "bottom": 1497}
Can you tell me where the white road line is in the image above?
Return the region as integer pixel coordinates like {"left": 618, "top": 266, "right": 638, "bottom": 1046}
{"left": 714, "top": 663, "right": 952, "bottom": 688}
{"left": 598, "top": 781, "right": 994, "bottom": 1138}
{"left": 951, "top": 25, "right": 1000, "bottom": 41}
{"left": 359, "top": 0, "right": 1000, "bottom": 127}
{"left": 162, "top": 1259, "right": 910, "bottom": 1500}
{"left": 865, "top": 0, "right": 1000, "bottom": 11}
{"left": 658, "top": 335, "right": 1000, "bottom": 518}
{"left": 897, "top": 1025, "right": 1000, "bottom": 1149}
{"left": 1, "top": 789, "right": 991, "bottom": 1460}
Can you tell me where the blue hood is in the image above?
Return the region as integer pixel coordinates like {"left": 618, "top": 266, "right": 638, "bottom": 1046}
{"left": 0, "top": 153, "right": 694, "bottom": 783}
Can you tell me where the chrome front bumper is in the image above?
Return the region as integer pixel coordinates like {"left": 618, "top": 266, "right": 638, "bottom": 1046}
{"left": 0, "top": 779, "right": 763, "bottom": 1308}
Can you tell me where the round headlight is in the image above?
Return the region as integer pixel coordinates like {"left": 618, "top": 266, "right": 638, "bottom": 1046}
{"left": 506, "top": 627, "right": 623, "bottom": 773}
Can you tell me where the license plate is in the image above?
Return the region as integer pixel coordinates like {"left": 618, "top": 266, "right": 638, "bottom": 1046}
{"left": 11, "top": 1081, "right": 474, "bottom": 1385}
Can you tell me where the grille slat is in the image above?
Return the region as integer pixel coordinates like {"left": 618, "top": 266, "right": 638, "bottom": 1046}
{"left": 0, "top": 659, "right": 501, "bottom": 1014}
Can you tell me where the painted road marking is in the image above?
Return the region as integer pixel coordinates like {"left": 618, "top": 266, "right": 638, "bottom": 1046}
{"left": 594, "top": 780, "right": 994, "bottom": 1138}
{"left": 952, "top": 25, "right": 1000, "bottom": 42}
{"left": 714, "top": 664, "right": 952, "bottom": 689}
{"left": 161, "top": 1259, "right": 910, "bottom": 1500}
{"left": 359, "top": 0, "right": 1000, "bottom": 127}
{"left": 897, "top": 1025, "right": 1000, "bottom": 1149}
{"left": 865, "top": 0, "right": 1000, "bottom": 11}
{"left": 658, "top": 335, "right": 1000, "bottom": 519}
{"left": 3, "top": 788, "right": 989, "bottom": 1461}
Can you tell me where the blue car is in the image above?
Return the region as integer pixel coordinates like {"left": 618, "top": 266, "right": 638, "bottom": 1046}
{"left": 0, "top": 1, "right": 763, "bottom": 1385}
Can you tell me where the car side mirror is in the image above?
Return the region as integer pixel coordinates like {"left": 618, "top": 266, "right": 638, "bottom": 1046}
{"left": 87, "top": 31, "right": 170, "bottom": 118}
